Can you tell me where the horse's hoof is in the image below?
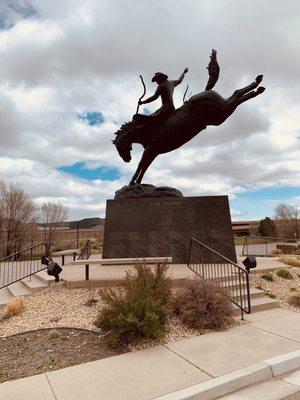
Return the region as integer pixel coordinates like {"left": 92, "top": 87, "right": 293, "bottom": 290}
{"left": 255, "top": 75, "right": 263, "bottom": 83}
{"left": 256, "top": 86, "right": 265, "bottom": 94}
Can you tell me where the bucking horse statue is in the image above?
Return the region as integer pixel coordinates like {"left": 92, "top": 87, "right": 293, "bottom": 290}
{"left": 113, "top": 50, "right": 265, "bottom": 186}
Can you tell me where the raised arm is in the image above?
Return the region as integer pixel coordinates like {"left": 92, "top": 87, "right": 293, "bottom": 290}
{"left": 139, "top": 87, "right": 160, "bottom": 105}
{"left": 173, "top": 67, "right": 188, "bottom": 87}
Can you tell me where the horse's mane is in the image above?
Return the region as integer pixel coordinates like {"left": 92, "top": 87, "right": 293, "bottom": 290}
{"left": 113, "top": 120, "right": 136, "bottom": 144}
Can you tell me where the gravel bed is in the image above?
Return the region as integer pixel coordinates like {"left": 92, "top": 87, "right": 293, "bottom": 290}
{"left": 0, "top": 287, "right": 237, "bottom": 346}
{"left": 0, "top": 287, "right": 104, "bottom": 336}
{"left": 252, "top": 267, "right": 300, "bottom": 313}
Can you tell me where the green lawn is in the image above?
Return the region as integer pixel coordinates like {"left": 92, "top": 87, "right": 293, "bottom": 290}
{"left": 234, "top": 236, "right": 245, "bottom": 246}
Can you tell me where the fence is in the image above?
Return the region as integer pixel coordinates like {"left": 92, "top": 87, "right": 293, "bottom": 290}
{"left": 0, "top": 242, "right": 47, "bottom": 289}
{"left": 242, "top": 236, "right": 300, "bottom": 257}
{"left": 188, "top": 238, "right": 250, "bottom": 318}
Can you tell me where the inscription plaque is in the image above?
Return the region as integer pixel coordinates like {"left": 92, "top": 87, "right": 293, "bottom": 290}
{"left": 102, "top": 196, "right": 236, "bottom": 263}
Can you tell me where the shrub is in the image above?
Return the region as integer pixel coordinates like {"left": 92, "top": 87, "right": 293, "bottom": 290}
{"left": 94, "top": 263, "right": 171, "bottom": 347}
{"left": 172, "top": 279, "right": 233, "bottom": 331}
{"left": 290, "top": 287, "right": 297, "bottom": 292}
{"left": 265, "top": 291, "right": 277, "bottom": 299}
{"left": 288, "top": 291, "right": 300, "bottom": 307}
{"left": 49, "top": 331, "right": 60, "bottom": 340}
{"left": 261, "top": 273, "right": 274, "bottom": 282}
{"left": 271, "top": 249, "right": 283, "bottom": 256}
{"left": 1, "top": 297, "right": 24, "bottom": 320}
{"left": 280, "top": 256, "right": 300, "bottom": 268}
{"left": 276, "top": 269, "right": 293, "bottom": 280}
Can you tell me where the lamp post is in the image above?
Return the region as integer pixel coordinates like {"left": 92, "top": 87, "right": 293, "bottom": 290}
{"left": 76, "top": 220, "right": 80, "bottom": 249}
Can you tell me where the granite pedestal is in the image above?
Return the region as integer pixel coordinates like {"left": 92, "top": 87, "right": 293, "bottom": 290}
{"left": 102, "top": 196, "right": 236, "bottom": 263}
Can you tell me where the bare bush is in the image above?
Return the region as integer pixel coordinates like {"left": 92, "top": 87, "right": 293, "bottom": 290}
{"left": 172, "top": 279, "right": 234, "bottom": 331}
{"left": 288, "top": 291, "right": 300, "bottom": 308}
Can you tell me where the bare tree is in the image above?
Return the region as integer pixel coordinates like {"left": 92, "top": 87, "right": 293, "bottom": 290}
{"left": 40, "top": 201, "right": 68, "bottom": 252}
{"left": 275, "top": 203, "right": 300, "bottom": 238}
{"left": 0, "top": 180, "right": 36, "bottom": 257}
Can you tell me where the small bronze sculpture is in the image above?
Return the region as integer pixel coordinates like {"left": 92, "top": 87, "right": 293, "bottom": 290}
{"left": 113, "top": 50, "right": 265, "bottom": 186}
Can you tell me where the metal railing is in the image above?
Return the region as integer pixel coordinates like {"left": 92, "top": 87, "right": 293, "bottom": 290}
{"left": 0, "top": 242, "right": 48, "bottom": 289}
{"left": 188, "top": 238, "right": 250, "bottom": 318}
{"left": 242, "top": 236, "right": 300, "bottom": 257}
{"left": 77, "top": 239, "right": 91, "bottom": 261}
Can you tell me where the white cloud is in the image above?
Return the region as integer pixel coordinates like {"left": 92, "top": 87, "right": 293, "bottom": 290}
{"left": 0, "top": 0, "right": 299, "bottom": 219}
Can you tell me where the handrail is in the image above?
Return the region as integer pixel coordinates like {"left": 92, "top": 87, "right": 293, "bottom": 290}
{"left": 0, "top": 242, "right": 48, "bottom": 289}
{"left": 77, "top": 239, "right": 91, "bottom": 261}
{"left": 0, "top": 242, "right": 46, "bottom": 263}
{"left": 188, "top": 237, "right": 250, "bottom": 318}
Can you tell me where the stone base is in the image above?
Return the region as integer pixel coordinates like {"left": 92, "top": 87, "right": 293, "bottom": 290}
{"left": 102, "top": 195, "right": 236, "bottom": 264}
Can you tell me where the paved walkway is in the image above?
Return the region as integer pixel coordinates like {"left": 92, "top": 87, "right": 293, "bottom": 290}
{"left": 59, "top": 254, "right": 285, "bottom": 285}
{"left": 1, "top": 308, "right": 300, "bottom": 400}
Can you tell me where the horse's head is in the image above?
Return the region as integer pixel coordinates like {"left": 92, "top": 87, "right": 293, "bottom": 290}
{"left": 114, "top": 139, "right": 132, "bottom": 163}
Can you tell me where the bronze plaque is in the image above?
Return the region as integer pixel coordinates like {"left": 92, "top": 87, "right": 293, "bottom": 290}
{"left": 102, "top": 196, "right": 236, "bottom": 263}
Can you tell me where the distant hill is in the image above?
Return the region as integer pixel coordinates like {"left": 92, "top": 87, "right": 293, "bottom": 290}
{"left": 68, "top": 217, "right": 105, "bottom": 230}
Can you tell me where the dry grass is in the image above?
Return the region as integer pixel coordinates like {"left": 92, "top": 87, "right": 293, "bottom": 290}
{"left": 1, "top": 297, "right": 24, "bottom": 320}
{"left": 280, "top": 256, "right": 300, "bottom": 268}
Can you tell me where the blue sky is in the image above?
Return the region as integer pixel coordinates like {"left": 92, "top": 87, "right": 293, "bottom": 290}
{"left": 59, "top": 162, "right": 119, "bottom": 181}
{"left": 230, "top": 187, "right": 300, "bottom": 220}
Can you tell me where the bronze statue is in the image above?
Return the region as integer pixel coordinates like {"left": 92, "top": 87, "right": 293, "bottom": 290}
{"left": 136, "top": 68, "right": 188, "bottom": 120}
{"left": 113, "top": 50, "right": 265, "bottom": 186}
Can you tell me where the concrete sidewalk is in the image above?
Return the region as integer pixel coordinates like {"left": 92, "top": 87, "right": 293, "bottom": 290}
{"left": 1, "top": 308, "right": 300, "bottom": 400}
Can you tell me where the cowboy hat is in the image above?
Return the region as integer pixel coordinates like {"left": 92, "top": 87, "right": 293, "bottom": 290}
{"left": 151, "top": 72, "right": 168, "bottom": 82}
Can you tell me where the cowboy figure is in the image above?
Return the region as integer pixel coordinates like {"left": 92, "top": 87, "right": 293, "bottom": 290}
{"left": 138, "top": 68, "right": 188, "bottom": 120}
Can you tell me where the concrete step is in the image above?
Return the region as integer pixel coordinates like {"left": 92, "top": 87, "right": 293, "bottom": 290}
{"left": 22, "top": 275, "right": 48, "bottom": 293}
{"left": 232, "top": 294, "right": 279, "bottom": 316}
{"left": 230, "top": 287, "right": 265, "bottom": 300}
{"left": 0, "top": 287, "right": 13, "bottom": 309}
{"left": 35, "top": 270, "right": 55, "bottom": 285}
{"left": 250, "top": 295, "right": 279, "bottom": 312}
{"left": 7, "top": 281, "right": 32, "bottom": 297}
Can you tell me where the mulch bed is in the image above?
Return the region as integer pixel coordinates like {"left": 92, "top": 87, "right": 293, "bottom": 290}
{"left": 0, "top": 328, "right": 126, "bottom": 383}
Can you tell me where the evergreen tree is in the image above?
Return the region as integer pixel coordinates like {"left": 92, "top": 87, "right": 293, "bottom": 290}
{"left": 258, "top": 217, "right": 277, "bottom": 237}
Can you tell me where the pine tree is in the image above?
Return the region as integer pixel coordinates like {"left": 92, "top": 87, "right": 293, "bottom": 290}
{"left": 258, "top": 217, "right": 277, "bottom": 237}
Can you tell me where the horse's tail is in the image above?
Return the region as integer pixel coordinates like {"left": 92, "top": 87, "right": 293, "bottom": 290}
{"left": 205, "top": 49, "right": 220, "bottom": 91}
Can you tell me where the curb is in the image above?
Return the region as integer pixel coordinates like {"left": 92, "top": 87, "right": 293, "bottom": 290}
{"left": 153, "top": 350, "right": 300, "bottom": 400}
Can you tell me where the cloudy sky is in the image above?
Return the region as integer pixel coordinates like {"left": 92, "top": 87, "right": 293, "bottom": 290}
{"left": 0, "top": 0, "right": 299, "bottom": 221}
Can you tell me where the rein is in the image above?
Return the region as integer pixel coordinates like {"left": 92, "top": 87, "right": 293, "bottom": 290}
{"left": 136, "top": 75, "right": 146, "bottom": 114}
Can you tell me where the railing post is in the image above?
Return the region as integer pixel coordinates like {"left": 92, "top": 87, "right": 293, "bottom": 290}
{"left": 187, "top": 238, "right": 193, "bottom": 267}
{"left": 85, "top": 264, "right": 89, "bottom": 281}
